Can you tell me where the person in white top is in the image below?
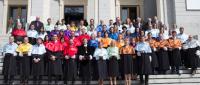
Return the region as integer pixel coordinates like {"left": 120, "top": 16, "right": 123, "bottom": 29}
{"left": 177, "top": 27, "right": 188, "bottom": 44}
{"left": 27, "top": 24, "right": 38, "bottom": 45}
{"left": 93, "top": 42, "right": 108, "bottom": 85}
{"left": 45, "top": 18, "right": 54, "bottom": 34}
{"left": 58, "top": 19, "right": 67, "bottom": 30}
{"left": 87, "top": 24, "right": 97, "bottom": 36}
{"left": 182, "top": 35, "right": 200, "bottom": 75}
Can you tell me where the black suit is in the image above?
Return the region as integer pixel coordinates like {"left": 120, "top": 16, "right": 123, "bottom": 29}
{"left": 30, "top": 21, "right": 44, "bottom": 32}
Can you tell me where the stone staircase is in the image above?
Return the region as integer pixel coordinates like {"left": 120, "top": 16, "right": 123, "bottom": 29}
{"left": 0, "top": 53, "right": 199, "bottom": 85}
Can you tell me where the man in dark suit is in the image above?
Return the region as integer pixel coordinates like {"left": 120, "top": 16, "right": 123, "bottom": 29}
{"left": 30, "top": 17, "right": 44, "bottom": 32}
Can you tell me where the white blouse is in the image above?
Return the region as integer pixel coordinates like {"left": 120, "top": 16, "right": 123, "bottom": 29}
{"left": 93, "top": 48, "right": 108, "bottom": 60}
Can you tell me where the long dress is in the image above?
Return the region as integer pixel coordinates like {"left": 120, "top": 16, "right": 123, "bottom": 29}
{"left": 156, "top": 40, "right": 170, "bottom": 71}
{"left": 107, "top": 47, "right": 120, "bottom": 77}
{"left": 168, "top": 38, "right": 182, "bottom": 67}
{"left": 120, "top": 45, "right": 135, "bottom": 75}
{"left": 93, "top": 48, "right": 108, "bottom": 80}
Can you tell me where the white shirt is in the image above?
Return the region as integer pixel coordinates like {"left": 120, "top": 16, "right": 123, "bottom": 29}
{"left": 177, "top": 33, "right": 188, "bottom": 43}
{"left": 31, "top": 44, "right": 46, "bottom": 55}
{"left": 135, "top": 42, "right": 152, "bottom": 53}
{"left": 183, "top": 39, "right": 200, "bottom": 49}
{"left": 58, "top": 24, "right": 67, "bottom": 30}
{"left": 126, "top": 25, "right": 135, "bottom": 33}
{"left": 27, "top": 29, "right": 38, "bottom": 38}
{"left": 3, "top": 42, "right": 18, "bottom": 55}
{"left": 37, "top": 32, "right": 47, "bottom": 40}
{"left": 87, "top": 30, "right": 97, "bottom": 36}
{"left": 45, "top": 24, "right": 54, "bottom": 32}
{"left": 93, "top": 48, "right": 108, "bottom": 60}
{"left": 145, "top": 29, "right": 159, "bottom": 38}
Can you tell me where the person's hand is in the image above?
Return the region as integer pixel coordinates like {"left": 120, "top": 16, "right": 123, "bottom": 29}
{"left": 89, "top": 55, "right": 93, "bottom": 60}
{"left": 79, "top": 55, "right": 83, "bottom": 60}
{"left": 164, "top": 47, "right": 168, "bottom": 51}
{"left": 71, "top": 55, "right": 76, "bottom": 59}
{"left": 137, "top": 52, "right": 141, "bottom": 56}
{"left": 65, "top": 55, "right": 69, "bottom": 60}
{"left": 153, "top": 48, "right": 157, "bottom": 51}
{"left": 51, "top": 56, "right": 56, "bottom": 61}
{"left": 19, "top": 52, "right": 23, "bottom": 57}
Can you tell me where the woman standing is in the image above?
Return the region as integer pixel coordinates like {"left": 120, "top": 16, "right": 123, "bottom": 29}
{"left": 31, "top": 38, "right": 46, "bottom": 84}
{"left": 27, "top": 24, "right": 38, "bottom": 45}
{"left": 93, "top": 42, "right": 109, "bottom": 85}
{"left": 120, "top": 38, "right": 135, "bottom": 85}
{"left": 135, "top": 36, "right": 152, "bottom": 85}
{"left": 16, "top": 37, "right": 32, "bottom": 85}
{"left": 156, "top": 33, "right": 170, "bottom": 74}
{"left": 107, "top": 40, "right": 120, "bottom": 85}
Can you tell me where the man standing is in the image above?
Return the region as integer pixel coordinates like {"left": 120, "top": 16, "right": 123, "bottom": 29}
{"left": 30, "top": 17, "right": 44, "bottom": 32}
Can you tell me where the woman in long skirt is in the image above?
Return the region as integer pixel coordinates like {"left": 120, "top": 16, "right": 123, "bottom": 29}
{"left": 135, "top": 36, "right": 152, "bottom": 85}
{"left": 16, "top": 37, "right": 32, "bottom": 85}
{"left": 63, "top": 39, "right": 78, "bottom": 84}
{"left": 45, "top": 35, "right": 63, "bottom": 84}
{"left": 156, "top": 33, "right": 170, "bottom": 74}
{"left": 130, "top": 38, "right": 138, "bottom": 80}
{"left": 120, "top": 38, "right": 135, "bottom": 85}
{"left": 146, "top": 32, "right": 159, "bottom": 74}
{"left": 107, "top": 40, "right": 120, "bottom": 85}
{"left": 78, "top": 39, "right": 93, "bottom": 85}
{"left": 93, "top": 42, "right": 108, "bottom": 85}
{"left": 2, "top": 36, "right": 18, "bottom": 84}
{"left": 168, "top": 31, "right": 182, "bottom": 74}
{"left": 31, "top": 38, "right": 46, "bottom": 84}
{"left": 183, "top": 35, "right": 200, "bottom": 75}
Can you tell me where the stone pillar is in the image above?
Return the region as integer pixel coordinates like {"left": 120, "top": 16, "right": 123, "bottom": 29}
{"left": 30, "top": 0, "right": 50, "bottom": 22}
{"left": 59, "top": 0, "right": 64, "bottom": 20}
{"left": 87, "top": 0, "right": 98, "bottom": 25}
{"left": 0, "top": 0, "right": 4, "bottom": 35}
{"left": 156, "top": 0, "right": 165, "bottom": 23}
{"left": 98, "top": 0, "right": 116, "bottom": 24}
{"left": 115, "top": 0, "right": 120, "bottom": 18}
{"left": 2, "top": 0, "right": 8, "bottom": 35}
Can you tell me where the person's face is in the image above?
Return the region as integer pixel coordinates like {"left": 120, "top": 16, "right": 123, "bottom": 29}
{"left": 90, "top": 25, "right": 94, "bottom": 30}
{"left": 37, "top": 39, "right": 42, "bottom": 44}
{"left": 118, "top": 34, "right": 123, "bottom": 39}
{"left": 110, "top": 28, "right": 114, "bottom": 33}
{"left": 69, "top": 39, "right": 74, "bottom": 45}
{"left": 125, "top": 38, "right": 130, "bottom": 45}
{"left": 17, "top": 24, "right": 22, "bottom": 29}
{"left": 140, "top": 31, "right": 145, "bottom": 36}
{"left": 47, "top": 19, "right": 51, "bottom": 23}
{"left": 140, "top": 37, "right": 145, "bottom": 42}
{"left": 91, "top": 34, "right": 96, "bottom": 39}
{"left": 83, "top": 39, "right": 88, "bottom": 44}
{"left": 159, "top": 34, "right": 164, "bottom": 40}
{"left": 36, "top": 17, "right": 40, "bottom": 21}
{"left": 147, "top": 33, "right": 152, "bottom": 38}
{"left": 90, "top": 19, "right": 94, "bottom": 25}
{"left": 45, "top": 36, "right": 49, "bottom": 41}
{"left": 136, "top": 28, "right": 140, "bottom": 32}
{"left": 98, "top": 43, "right": 103, "bottom": 48}
{"left": 53, "top": 35, "right": 58, "bottom": 41}
{"left": 110, "top": 41, "right": 116, "bottom": 47}
{"left": 109, "top": 20, "right": 113, "bottom": 25}
{"left": 131, "top": 38, "right": 135, "bottom": 44}
{"left": 40, "top": 27, "right": 44, "bottom": 32}
{"left": 24, "top": 37, "right": 29, "bottom": 43}
{"left": 103, "top": 25, "right": 107, "bottom": 30}
{"left": 80, "top": 20, "right": 84, "bottom": 25}
{"left": 172, "top": 32, "right": 177, "bottom": 37}
{"left": 180, "top": 28, "right": 184, "bottom": 33}
{"left": 30, "top": 25, "right": 35, "bottom": 30}
{"left": 9, "top": 37, "right": 14, "bottom": 43}
{"left": 97, "top": 32, "right": 101, "bottom": 37}
{"left": 104, "top": 33, "right": 108, "bottom": 37}
{"left": 188, "top": 36, "right": 192, "bottom": 41}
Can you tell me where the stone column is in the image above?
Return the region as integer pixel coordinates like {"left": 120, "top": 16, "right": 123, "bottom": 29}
{"left": 87, "top": 0, "right": 98, "bottom": 25}
{"left": 115, "top": 0, "right": 120, "bottom": 18}
{"left": 98, "top": 0, "right": 116, "bottom": 24}
{"left": 156, "top": 0, "right": 165, "bottom": 23}
{"left": 59, "top": 0, "right": 64, "bottom": 20}
{"left": 0, "top": 0, "right": 4, "bottom": 35}
{"left": 2, "top": 0, "right": 8, "bottom": 35}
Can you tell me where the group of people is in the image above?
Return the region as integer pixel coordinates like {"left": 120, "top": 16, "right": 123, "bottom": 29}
{"left": 2, "top": 16, "right": 200, "bottom": 85}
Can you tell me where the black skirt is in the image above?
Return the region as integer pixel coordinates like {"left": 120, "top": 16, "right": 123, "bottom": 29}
{"left": 137, "top": 53, "right": 152, "bottom": 75}
{"left": 63, "top": 58, "right": 77, "bottom": 81}
{"left": 19, "top": 54, "right": 31, "bottom": 76}
{"left": 151, "top": 51, "right": 159, "bottom": 68}
{"left": 186, "top": 48, "right": 200, "bottom": 68}
{"left": 28, "top": 37, "right": 36, "bottom": 45}
{"left": 156, "top": 49, "right": 170, "bottom": 71}
{"left": 47, "top": 53, "right": 63, "bottom": 76}
{"left": 168, "top": 49, "right": 182, "bottom": 67}
{"left": 31, "top": 54, "right": 44, "bottom": 76}
{"left": 3, "top": 53, "right": 17, "bottom": 76}
{"left": 108, "top": 56, "right": 119, "bottom": 77}
{"left": 121, "top": 54, "right": 134, "bottom": 75}
{"left": 180, "top": 50, "right": 189, "bottom": 67}
{"left": 97, "top": 59, "right": 108, "bottom": 80}
{"left": 80, "top": 56, "right": 92, "bottom": 81}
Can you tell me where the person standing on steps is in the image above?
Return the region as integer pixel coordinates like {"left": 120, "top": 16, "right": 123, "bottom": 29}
{"left": 2, "top": 36, "right": 18, "bottom": 84}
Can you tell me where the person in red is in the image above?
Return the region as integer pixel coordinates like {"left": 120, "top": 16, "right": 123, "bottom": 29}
{"left": 77, "top": 28, "right": 91, "bottom": 45}
{"left": 63, "top": 39, "right": 78, "bottom": 85}
{"left": 65, "top": 31, "right": 81, "bottom": 47}
{"left": 11, "top": 23, "right": 26, "bottom": 44}
{"left": 45, "top": 34, "right": 63, "bottom": 84}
